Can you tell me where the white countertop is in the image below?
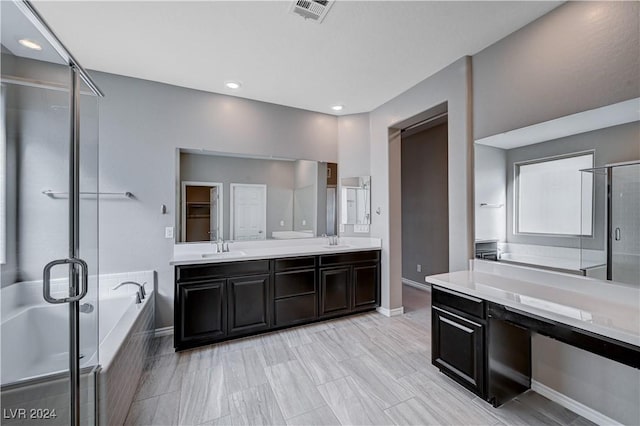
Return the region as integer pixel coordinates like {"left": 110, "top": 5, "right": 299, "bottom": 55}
{"left": 425, "top": 261, "right": 640, "bottom": 347}
{"left": 170, "top": 237, "right": 382, "bottom": 265}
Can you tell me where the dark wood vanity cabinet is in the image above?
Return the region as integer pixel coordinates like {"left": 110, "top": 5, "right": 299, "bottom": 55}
{"left": 432, "top": 287, "right": 486, "bottom": 398}
{"left": 319, "top": 251, "right": 380, "bottom": 318}
{"left": 273, "top": 257, "right": 317, "bottom": 327}
{"left": 432, "top": 286, "right": 533, "bottom": 406}
{"left": 175, "top": 250, "right": 380, "bottom": 351}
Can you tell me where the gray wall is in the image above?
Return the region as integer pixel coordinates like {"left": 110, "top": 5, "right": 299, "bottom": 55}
{"left": 474, "top": 145, "right": 507, "bottom": 242}
{"left": 370, "top": 57, "right": 473, "bottom": 312}
{"left": 472, "top": 2, "right": 640, "bottom": 423}
{"left": 505, "top": 122, "right": 640, "bottom": 249}
{"left": 95, "top": 72, "right": 337, "bottom": 327}
{"left": 474, "top": 1, "right": 640, "bottom": 139}
{"left": 401, "top": 122, "right": 449, "bottom": 283}
{"left": 337, "top": 113, "right": 371, "bottom": 237}
{"left": 179, "top": 153, "right": 296, "bottom": 240}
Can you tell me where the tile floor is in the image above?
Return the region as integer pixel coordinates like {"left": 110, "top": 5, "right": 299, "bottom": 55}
{"left": 124, "top": 285, "right": 594, "bottom": 425}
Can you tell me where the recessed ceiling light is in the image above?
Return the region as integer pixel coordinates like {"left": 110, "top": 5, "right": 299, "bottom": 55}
{"left": 225, "top": 81, "right": 241, "bottom": 90}
{"left": 18, "top": 38, "right": 42, "bottom": 51}
{"left": 331, "top": 105, "right": 344, "bottom": 111}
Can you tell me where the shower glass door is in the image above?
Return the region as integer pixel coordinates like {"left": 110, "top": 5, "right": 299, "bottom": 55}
{"left": 1, "top": 1, "right": 100, "bottom": 424}
{"left": 610, "top": 163, "right": 640, "bottom": 286}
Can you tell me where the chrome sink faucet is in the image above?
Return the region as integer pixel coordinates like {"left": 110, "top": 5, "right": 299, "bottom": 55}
{"left": 215, "top": 239, "right": 230, "bottom": 253}
{"left": 112, "top": 281, "right": 146, "bottom": 303}
{"left": 324, "top": 234, "right": 339, "bottom": 246}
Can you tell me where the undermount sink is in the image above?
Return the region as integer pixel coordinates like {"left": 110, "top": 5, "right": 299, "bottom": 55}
{"left": 201, "top": 251, "right": 247, "bottom": 259}
{"left": 322, "top": 245, "right": 352, "bottom": 249}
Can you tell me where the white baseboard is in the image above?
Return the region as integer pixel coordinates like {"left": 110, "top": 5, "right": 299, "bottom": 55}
{"left": 402, "top": 278, "right": 431, "bottom": 291}
{"left": 376, "top": 306, "right": 404, "bottom": 317}
{"left": 154, "top": 326, "right": 174, "bottom": 337}
{"left": 531, "top": 380, "right": 621, "bottom": 426}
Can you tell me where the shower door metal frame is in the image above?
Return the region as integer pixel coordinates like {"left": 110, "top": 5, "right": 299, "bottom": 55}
{"left": 14, "top": 1, "right": 104, "bottom": 425}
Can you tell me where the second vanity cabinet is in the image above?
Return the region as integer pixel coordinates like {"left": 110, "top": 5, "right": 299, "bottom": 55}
{"left": 319, "top": 251, "right": 380, "bottom": 318}
{"left": 175, "top": 250, "right": 380, "bottom": 351}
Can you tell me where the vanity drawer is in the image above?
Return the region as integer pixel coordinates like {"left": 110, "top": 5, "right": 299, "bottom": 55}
{"left": 274, "top": 256, "right": 316, "bottom": 272}
{"left": 176, "top": 260, "right": 270, "bottom": 282}
{"left": 433, "top": 286, "right": 485, "bottom": 320}
{"left": 274, "top": 293, "right": 317, "bottom": 326}
{"left": 274, "top": 269, "right": 316, "bottom": 298}
{"left": 319, "top": 250, "right": 380, "bottom": 266}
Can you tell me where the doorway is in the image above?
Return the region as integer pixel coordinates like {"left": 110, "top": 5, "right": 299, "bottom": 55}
{"left": 400, "top": 113, "right": 449, "bottom": 287}
{"left": 230, "top": 183, "right": 267, "bottom": 240}
{"left": 181, "top": 181, "right": 223, "bottom": 242}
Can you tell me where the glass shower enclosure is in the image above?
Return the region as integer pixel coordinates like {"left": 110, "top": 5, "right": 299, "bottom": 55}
{"left": 581, "top": 161, "right": 640, "bottom": 286}
{"left": 1, "top": 1, "right": 103, "bottom": 425}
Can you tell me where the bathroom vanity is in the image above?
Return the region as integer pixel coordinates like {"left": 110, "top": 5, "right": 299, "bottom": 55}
{"left": 171, "top": 239, "right": 381, "bottom": 351}
{"left": 426, "top": 260, "right": 640, "bottom": 407}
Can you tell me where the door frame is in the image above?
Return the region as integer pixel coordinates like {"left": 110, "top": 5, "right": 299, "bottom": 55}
{"left": 181, "top": 181, "right": 223, "bottom": 241}
{"left": 230, "top": 183, "right": 267, "bottom": 240}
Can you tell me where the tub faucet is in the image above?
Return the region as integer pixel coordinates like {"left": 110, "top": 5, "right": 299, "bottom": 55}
{"left": 112, "top": 281, "right": 146, "bottom": 301}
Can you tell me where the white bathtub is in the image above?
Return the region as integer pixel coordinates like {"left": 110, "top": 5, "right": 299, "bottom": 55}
{"left": 1, "top": 271, "right": 155, "bottom": 386}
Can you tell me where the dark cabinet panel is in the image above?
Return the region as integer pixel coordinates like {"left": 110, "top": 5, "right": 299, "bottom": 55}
{"left": 274, "top": 269, "right": 316, "bottom": 298}
{"left": 274, "top": 294, "right": 317, "bottom": 326}
{"left": 177, "top": 260, "right": 269, "bottom": 283}
{"left": 178, "top": 279, "right": 227, "bottom": 343}
{"left": 319, "top": 251, "right": 379, "bottom": 267}
{"left": 320, "top": 267, "right": 351, "bottom": 317}
{"left": 227, "top": 274, "right": 270, "bottom": 336}
{"left": 274, "top": 256, "right": 316, "bottom": 272}
{"left": 432, "top": 306, "right": 484, "bottom": 397}
{"left": 352, "top": 264, "right": 379, "bottom": 311}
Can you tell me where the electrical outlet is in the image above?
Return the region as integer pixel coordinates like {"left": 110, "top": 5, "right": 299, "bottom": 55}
{"left": 417, "top": 264, "right": 422, "bottom": 272}
{"left": 280, "top": 220, "right": 285, "bottom": 227}
{"left": 302, "top": 219, "right": 306, "bottom": 226}
{"left": 165, "top": 227, "right": 174, "bottom": 239}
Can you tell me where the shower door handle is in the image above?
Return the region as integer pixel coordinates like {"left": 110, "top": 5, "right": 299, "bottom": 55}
{"left": 43, "top": 258, "right": 89, "bottom": 304}
{"left": 614, "top": 227, "right": 621, "bottom": 241}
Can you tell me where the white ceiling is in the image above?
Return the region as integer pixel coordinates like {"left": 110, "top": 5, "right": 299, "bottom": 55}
{"left": 32, "top": 1, "right": 561, "bottom": 115}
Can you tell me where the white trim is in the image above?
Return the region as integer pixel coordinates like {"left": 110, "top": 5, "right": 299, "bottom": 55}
{"left": 230, "top": 183, "right": 267, "bottom": 240}
{"left": 376, "top": 306, "right": 404, "bottom": 317}
{"left": 402, "top": 278, "right": 431, "bottom": 291}
{"left": 154, "top": 326, "right": 174, "bottom": 337}
{"left": 181, "top": 181, "right": 223, "bottom": 242}
{"left": 531, "top": 380, "right": 621, "bottom": 426}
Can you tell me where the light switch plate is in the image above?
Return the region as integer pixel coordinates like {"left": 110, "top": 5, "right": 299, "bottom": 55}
{"left": 165, "top": 227, "right": 174, "bottom": 239}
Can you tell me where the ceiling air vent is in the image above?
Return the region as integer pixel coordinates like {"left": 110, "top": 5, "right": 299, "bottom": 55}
{"left": 290, "top": 0, "right": 334, "bottom": 23}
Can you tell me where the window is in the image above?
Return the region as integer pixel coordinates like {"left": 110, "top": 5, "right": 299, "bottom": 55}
{"left": 515, "top": 152, "right": 594, "bottom": 236}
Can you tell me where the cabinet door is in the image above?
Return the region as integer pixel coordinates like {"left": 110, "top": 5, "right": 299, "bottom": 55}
{"left": 432, "top": 306, "right": 484, "bottom": 397}
{"left": 319, "top": 267, "right": 351, "bottom": 318}
{"left": 352, "top": 263, "right": 379, "bottom": 311}
{"left": 227, "top": 274, "right": 270, "bottom": 336}
{"left": 178, "top": 279, "right": 226, "bottom": 344}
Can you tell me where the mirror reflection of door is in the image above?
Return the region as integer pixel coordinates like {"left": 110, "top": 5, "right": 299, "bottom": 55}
{"left": 182, "top": 181, "right": 223, "bottom": 242}
{"left": 231, "top": 183, "right": 267, "bottom": 241}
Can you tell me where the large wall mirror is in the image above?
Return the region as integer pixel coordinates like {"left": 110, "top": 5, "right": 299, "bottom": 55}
{"left": 177, "top": 149, "right": 338, "bottom": 242}
{"left": 341, "top": 176, "right": 371, "bottom": 225}
{"left": 474, "top": 97, "right": 640, "bottom": 286}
